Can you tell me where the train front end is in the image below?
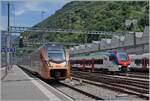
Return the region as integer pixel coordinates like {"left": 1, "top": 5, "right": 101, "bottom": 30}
{"left": 116, "top": 52, "right": 131, "bottom": 73}
{"left": 44, "top": 44, "right": 71, "bottom": 80}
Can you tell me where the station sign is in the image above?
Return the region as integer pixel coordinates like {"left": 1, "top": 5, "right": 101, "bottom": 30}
{"left": 1, "top": 48, "right": 16, "bottom": 53}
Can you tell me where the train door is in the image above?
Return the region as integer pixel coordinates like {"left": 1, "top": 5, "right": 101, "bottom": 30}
{"left": 103, "top": 56, "right": 110, "bottom": 69}
{"left": 134, "top": 59, "right": 142, "bottom": 68}
{"left": 94, "top": 59, "right": 104, "bottom": 71}
{"left": 142, "top": 58, "right": 149, "bottom": 68}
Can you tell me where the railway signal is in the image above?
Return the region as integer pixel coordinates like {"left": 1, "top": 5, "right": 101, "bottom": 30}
{"left": 19, "top": 36, "right": 24, "bottom": 48}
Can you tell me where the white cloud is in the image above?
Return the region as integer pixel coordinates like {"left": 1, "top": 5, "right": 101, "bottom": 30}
{"left": 25, "top": 0, "right": 46, "bottom": 11}
{"left": 13, "top": 9, "right": 25, "bottom": 16}
{"left": 12, "top": 1, "right": 41, "bottom": 16}
{"left": 12, "top": 2, "right": 26, "bottom": 16}
{"left": 12, "top": 1, "right": 47, "bottom": 16}
{"left": 12, "top": 0, "right": 71, "bottom": 16}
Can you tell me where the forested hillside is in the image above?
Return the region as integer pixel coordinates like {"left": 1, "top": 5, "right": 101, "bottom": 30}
{"left": 24, "top": 1, "right": 149, "bottom": 43}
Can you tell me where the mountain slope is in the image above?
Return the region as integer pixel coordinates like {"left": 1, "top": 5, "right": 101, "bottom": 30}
{"left": 24, "top": 1, "right": 149, "bottom": 43}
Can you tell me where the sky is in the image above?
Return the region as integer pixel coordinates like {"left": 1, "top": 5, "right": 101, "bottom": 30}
{"left": 1, "top": 0, "right": 72, "bottom": 33}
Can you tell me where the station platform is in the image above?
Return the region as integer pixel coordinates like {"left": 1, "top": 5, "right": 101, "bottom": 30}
{"left": 1, "top": 65, "right": 66, "bottom": 101}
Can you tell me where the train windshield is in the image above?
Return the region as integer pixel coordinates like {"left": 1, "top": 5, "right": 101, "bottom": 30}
{"left": 48, "top": 50, "right": 65, "bottom": 62}
{"left": 118, "top": 53, "right": 128, "bottom": 61}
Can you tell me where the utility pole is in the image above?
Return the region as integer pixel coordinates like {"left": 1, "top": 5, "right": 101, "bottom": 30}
{"left": 41, "top": 11, "right": 46, "bottom": 43}
{"left": 6, "top": 2, "right": 10, "bottom": 75}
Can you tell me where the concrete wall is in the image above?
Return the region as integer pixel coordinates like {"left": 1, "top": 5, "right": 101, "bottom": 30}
{"left": 72, "top": 26, "right": 149, "bottom": 54}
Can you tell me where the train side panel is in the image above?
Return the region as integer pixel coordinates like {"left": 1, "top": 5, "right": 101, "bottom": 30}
{"left": 71, "top": 51, "right": 130, "bottom": 72}
{"left": 129, "top": 53, "right": 149, "bottom": 72}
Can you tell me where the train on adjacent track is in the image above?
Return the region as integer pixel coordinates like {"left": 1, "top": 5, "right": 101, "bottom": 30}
{"left": 18, "top": 43, "right": 71, "bottom": 80}
{"left": 129, "top": 53, "right": 149, "bottom": 72}
{"left": 71, "top": 50, "right": 131, "bottom": 73}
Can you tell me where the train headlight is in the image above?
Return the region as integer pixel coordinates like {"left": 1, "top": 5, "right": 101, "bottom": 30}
{"left": 48, "top": 63, "right": 52, "bottom": 67}
{"left": 62, "top": 62, "right": 67, "bottom": 68}
{"left": 118, "top": 65, "right": 121, "bottom": 68}
{"left": 128, "top": 65, "right": 131, "bottom": 68}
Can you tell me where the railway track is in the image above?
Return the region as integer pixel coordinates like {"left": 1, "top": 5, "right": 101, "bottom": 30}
{"left": 46, "top": 79, "right": 144, "bottom": 100}
{"left": 127, "top": 74, "right": 149, "bottom": 79}
{"left": 72, "top": 67, "right": 149, "bottom": 79}
{"left": 47, "top": 81, "right": 104, "bottom": 100}
{"left": 130, "top": 72, "right": 149, "bottom": 75}
{"left": 19, "top": 66, "right": 103, "bottom": 100}
{"left": 19, "top": 65, "right": 144, "bottom": 100}
{"left": 72, "top": 71, "right": 149, "bottom": 87}
{"left": 72, "top": 71, "right": 149, "bottom": 100}
{"left": 127, "top": 73, "right": 149, "bottom": 79}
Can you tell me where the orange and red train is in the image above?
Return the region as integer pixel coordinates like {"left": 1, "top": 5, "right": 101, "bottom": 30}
{"left": 19, "top": 43, "right": 71, "bottom": 80}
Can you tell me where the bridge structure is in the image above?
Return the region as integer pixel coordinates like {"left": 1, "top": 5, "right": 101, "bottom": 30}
{"left": 25, "top": 41, "right": 80, "bottom": 46}
{"left": 2, "top": 26, "right": 129, "bottom": 48}
{"left": 2, "top": 26, "right": 127, "bottom": 47}
{"left": 9, "top": 26, "right": 123, "bottom": 35}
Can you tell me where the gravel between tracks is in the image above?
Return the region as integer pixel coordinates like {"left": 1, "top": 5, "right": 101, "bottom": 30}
{"left": 72, "top": 71, "right": 149, "bottom": 100}
{"left": 59, "top": 80, "right": 143, "bottom": 100}
{"left": 50, "top": 81, "right": 94, "bottom": 100}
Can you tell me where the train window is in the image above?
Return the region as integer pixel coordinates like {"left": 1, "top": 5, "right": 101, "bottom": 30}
{"left": 94, "top": 59, "right": 103, "bottom": 64}
{"left": 118, "top": 53, "right": 128, "bottom": 61}
{"left": 135, "top": 59, "right": 142, "bottom": 65}
{"left": 48, "top": 50, "right": 65, "bottom": 62}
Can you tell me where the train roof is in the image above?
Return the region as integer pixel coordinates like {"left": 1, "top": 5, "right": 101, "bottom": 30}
{"left": 44, "top": 43, "right": 65, "bottom": 51}
{"left": 129, "top": 53, "right": 149, "bottom": 59}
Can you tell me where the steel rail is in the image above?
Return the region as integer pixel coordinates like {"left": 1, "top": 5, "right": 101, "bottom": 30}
{"left": 57, "top": 81, "right": 104, "bottom": 100}
{"left": 72, "top": 77, "right": 149, "bottom": 100}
